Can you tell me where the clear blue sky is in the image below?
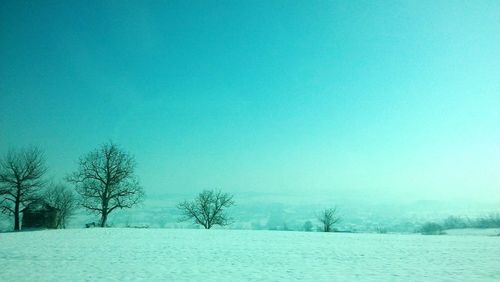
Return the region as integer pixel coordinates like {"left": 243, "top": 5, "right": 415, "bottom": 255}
{"left": 1, "top": 1, "right": 499, "bottom": 201}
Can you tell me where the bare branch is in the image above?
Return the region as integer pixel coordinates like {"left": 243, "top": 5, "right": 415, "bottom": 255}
{"left": 43, "top": 183, "right": 78, "bottom": 228}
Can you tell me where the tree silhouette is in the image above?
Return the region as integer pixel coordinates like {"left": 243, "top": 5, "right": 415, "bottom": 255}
{"left": 317, "top": 207, "right": 341, "bottom": 232}
{"left": 0, "top": 147, "right": 47, "bottom": 231}
{"left": 178, "top": 190, "right": 235, "bottom": 229}
{"left": 68, "top": 142, "right": 143, "bottom": 227}
{"left": 43, "top": 183, "right": 78, "bottom": 228}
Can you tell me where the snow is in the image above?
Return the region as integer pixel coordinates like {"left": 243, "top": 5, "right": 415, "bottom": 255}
{"left": 444, "top": 228, "right": 500, "bottom": 236}
{"left": 0, "top": 229, "right": 499, "bottom": 281}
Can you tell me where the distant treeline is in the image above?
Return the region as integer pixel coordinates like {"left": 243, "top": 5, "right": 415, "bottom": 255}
{"left": 418, "top": 213, "right": 500, "bottom": 235}
{"left": 441, "top": 213, "right": 500, "bottom": 229}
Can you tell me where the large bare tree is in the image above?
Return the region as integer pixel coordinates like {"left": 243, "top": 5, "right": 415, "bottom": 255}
{"left": 0, "top": 147, "right": 47, "bottom": 230}
{"left": 177, "top": 190, "right": 235, "bottom": 229}
{"left": 43, "top": 183, "right": 78, "bottom": 228}
{"left": 317, "top": 207, "right": 341, "bottom": 232}
{"left": 67, "top": 142, "right": 143, "bottom": 227}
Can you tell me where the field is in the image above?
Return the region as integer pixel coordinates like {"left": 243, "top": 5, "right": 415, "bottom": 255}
{"left": 1, "top": 229, "right": 499, "bottom": 281}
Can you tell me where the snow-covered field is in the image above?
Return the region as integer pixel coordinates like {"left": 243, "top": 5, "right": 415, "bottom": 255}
{"left": 1, "top": 229, "right": 499, "bottom": 281}
{"left": 444, "top": 228, "right": 500, "bottom": 236}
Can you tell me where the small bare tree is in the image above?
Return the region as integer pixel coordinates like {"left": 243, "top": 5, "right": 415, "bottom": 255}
{"left": 0, "top": 147, "right": 47, "bottom": 231}
{"left": 177, "top": 190, "right": 235, "bottom": 229}
{"left": 67, "top": 142, "right": 144, "bottom": 227}
{"left": 318, "top": 207, "right": 341, "bottom": 232}
{"left": 44, "top": 183, "right": 78, "bottom": 228}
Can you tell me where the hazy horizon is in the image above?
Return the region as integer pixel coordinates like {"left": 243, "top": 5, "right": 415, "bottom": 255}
{"left": 1, "top": 1, "right": 499, "bottom": 204}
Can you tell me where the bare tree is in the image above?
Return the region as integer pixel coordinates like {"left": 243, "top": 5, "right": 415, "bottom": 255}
{"left": 67, "top": 142, "right": 144, "bottom": 227}
{"left": 317, "top": 207, "right": 341, "bottom": 232}
{"left": 43, "top": 183, "right": 78, "bottom": 228}
{"left": 0, "top": 147, "right": 47, "bottom": 231}
{"left": 177, "top": 190, "right": 235, "bottom": 229}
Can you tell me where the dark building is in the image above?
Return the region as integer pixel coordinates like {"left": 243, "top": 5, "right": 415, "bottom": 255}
{"left": 22, "top": 201, "right": 59, "bottom": 229}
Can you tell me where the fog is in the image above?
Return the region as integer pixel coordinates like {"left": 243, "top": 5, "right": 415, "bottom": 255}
{"left": 1, "top": 1, "right": 499, "bottom": 230}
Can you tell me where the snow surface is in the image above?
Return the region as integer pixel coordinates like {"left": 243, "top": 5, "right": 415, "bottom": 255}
{"left": 444, "top": 228, "right": 500, "bottom": 236}
{"left": 0, "top": 229, "right": 499, "bottom": 281}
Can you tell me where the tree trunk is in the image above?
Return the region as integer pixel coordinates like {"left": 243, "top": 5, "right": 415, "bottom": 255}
{"left": 57, "top": 215, "right": 63, "bottom": 229}
{"left": 100, "top": 195, "right": 109, "bottom": 227}
{"left": 100, "top": 210, "right": 108, "bottom": 227}
{"left": 14, "top": 199, "right": 20, "bottom": 231}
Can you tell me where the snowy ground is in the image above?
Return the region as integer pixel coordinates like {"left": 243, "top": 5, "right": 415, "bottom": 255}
{"left": 444, "top": 228, "right": 500, "bottom": 236}
{"left": 0, "top": 229, "right": 499, "bottom": 281}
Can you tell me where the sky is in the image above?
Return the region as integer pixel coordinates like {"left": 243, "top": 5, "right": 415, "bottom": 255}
{"left": 1, "top": 1, "right": 499, "bottom": 203}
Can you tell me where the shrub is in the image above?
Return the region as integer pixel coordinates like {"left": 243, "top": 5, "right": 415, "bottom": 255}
{"left": 420, "top": 222, "right": 445, "bottom": 235}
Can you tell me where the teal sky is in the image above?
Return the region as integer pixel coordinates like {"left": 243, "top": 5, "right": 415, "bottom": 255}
{"left": 1, "top": 1, "right": 499, "bottom": 202}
